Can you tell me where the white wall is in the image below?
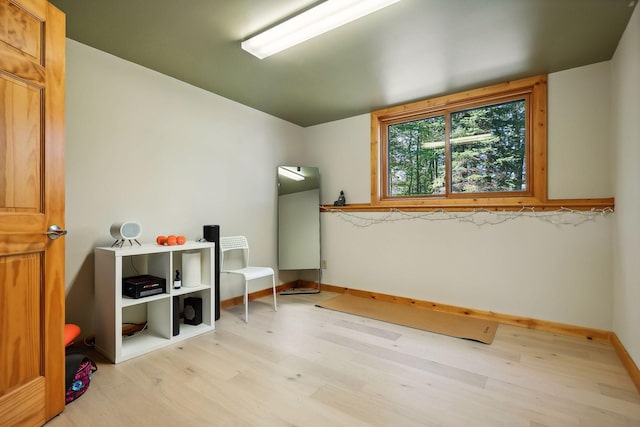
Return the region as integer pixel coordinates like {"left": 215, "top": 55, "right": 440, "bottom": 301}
{"left": 305, "top": 64, "right": 614, "bottom": 330}
{"left": 548, "top": 62, "right": 612, "bottom": 199}
{"left": 64, "top": 40, "right": 305, "bottom": 333}
{"left": 611, "top": 4, "right": 640, "bottom": 366}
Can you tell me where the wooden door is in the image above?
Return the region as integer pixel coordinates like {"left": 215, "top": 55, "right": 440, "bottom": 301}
{"left": 0, "top": 0, "right": 66, "bottom": 425}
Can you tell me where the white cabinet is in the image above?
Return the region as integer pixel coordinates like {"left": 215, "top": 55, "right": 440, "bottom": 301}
{"left": 94, "top": 242, "right": 215, "bottom": 363}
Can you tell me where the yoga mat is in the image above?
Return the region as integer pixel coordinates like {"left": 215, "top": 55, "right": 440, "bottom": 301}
{"left": 317, "top": 294, "right": 498, "bottom": 344}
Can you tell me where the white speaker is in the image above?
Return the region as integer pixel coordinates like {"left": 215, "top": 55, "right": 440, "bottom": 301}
{"left": 110, "top": 222, "right": 141, "bottom": 240}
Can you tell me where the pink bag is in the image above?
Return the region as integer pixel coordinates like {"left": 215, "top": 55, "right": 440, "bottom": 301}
{"left": 65, "top": 354, "right": 97, "bottom": 404}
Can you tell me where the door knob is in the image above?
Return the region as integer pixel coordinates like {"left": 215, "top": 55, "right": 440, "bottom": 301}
{"left": 45, "top": 224, "right": 68, "bottom": 240}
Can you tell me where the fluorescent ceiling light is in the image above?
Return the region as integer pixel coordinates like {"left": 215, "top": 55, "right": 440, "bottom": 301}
{"left": 241, "top": 0, "right": 402, "bottom": 59}
{"left": 279, "top": 167, "right": 305, "bottom": 181}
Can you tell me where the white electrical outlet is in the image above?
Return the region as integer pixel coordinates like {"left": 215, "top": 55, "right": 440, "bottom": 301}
{"left": 321, "top": 259, "right": 327, "bottom": 269}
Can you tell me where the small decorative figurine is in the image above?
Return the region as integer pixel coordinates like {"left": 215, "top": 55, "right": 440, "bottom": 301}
{"left": 333, "top": 190, "right": 346, "bottom": 206}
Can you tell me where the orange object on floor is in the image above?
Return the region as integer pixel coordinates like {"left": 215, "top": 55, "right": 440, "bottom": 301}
{"left": 64, "top": 324, "right": 81, "bottom": 347}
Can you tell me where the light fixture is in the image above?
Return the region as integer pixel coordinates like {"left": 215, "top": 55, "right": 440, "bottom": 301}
{"left": 279, "top": 167, "right": 305, "bottom": 181}
{"left": 241, "top": 0, "right": 402, "bottom": 59}
{"left": 422, "top": 133, "right": 497, "bottom": 149}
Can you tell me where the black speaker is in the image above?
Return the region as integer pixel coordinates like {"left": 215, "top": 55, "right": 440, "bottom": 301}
{"left": 203, "top": 225, "right": 220, "bottom": 320}
{"left": 184, "top": 297, "right": 202, "bottom": 325}
{"left": 172, "top": 296, "right": 180, "bottom": 336}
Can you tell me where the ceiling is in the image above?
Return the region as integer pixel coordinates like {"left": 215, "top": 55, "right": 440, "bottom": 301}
{"left": 49, "top": 0, "right": 636, "bottom": 127}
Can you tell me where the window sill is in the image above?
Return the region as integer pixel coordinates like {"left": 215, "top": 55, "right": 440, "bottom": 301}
{"left": 321, "top": 197, "right": 615, "bottom": 212}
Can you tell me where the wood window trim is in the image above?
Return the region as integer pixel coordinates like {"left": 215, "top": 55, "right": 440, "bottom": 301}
{"left": 341, "top": 74, "right": 616, "bottom": 213}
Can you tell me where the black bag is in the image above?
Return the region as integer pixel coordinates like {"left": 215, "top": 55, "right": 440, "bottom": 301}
{"left": 65, "top": 354, "right": 97, "bottom": 404}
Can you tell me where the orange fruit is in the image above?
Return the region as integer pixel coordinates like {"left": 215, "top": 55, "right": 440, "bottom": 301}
{"left": 156, "top": 235, "right": 167, "bottom": 245}
{"left": 166, "top": 235, "right": 177, "bottom": 246}
{"left": 176, "top": 235, "right": 186, "bottom": 245}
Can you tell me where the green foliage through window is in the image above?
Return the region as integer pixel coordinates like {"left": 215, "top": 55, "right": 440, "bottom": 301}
{"left": 388, "top": 115, "right": 445, "bottom": 196}
{"left": 387, "top": 99, "right": 527, "bottom": 196}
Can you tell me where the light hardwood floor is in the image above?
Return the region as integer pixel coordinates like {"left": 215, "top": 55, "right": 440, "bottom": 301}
{"left": 47, "top": 292, "right": 640, "bottom": 427}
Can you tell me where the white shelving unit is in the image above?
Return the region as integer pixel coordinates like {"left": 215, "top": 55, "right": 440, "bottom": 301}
{"left": 94, "top": 241, "right": 215, "bottom": 363}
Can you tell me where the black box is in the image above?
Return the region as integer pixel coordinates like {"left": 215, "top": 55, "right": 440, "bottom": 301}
{"left": 184, "top": 297, "right": 202, "bottom": 325}
{"left": 123, "top": 275, "right": 166, "bottom": 299}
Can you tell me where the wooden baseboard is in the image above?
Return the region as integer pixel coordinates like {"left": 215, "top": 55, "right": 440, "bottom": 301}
{"left": 320, "top": 284, "right": 612, "bottom": 341}
{"left": 610, "top": 332, "right": 640, "bottom": 393}
{"left": 219, "top": 282, "right": 294, "bottom": 309}
{"left": 223, "top": 281, "right": 609, "bottom": 341}
{"left": 222, "top": 281, "right": 640, "bottom": 392}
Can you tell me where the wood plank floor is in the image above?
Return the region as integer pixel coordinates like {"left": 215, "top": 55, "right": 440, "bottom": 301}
{"left": 47, "top": 292, "right": 640, "bottom": 427}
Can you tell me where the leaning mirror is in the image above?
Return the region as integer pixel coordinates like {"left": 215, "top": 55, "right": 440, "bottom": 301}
{"left": 277, "top": 166, "right": 320, "bottom": 293}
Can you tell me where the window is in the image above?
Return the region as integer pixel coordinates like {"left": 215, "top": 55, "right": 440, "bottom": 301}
{"left": 371, "top": 75, "right": 548, "bottom": 209}
{"left": 387, "top": 98, "right": 527, "bottom": 196}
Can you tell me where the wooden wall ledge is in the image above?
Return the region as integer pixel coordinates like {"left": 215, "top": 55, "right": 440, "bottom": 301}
{"left": 321, "top": 197, "right": 614, "bottom": 212}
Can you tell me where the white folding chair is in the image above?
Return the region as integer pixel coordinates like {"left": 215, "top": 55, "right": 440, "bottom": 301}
{"left": 219, "top": 236, "right": 277, "bottom": 322}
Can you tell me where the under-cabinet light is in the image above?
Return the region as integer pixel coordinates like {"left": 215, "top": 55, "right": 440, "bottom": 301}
{"left": 241, "top": 0, "right": 402, "bottom": 59}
